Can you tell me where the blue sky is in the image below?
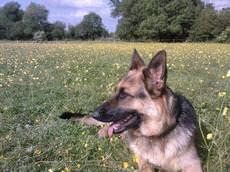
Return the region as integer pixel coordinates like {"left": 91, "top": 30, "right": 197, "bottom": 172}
{"left": 1, "top": 0, "right": 230, "bottom": 32}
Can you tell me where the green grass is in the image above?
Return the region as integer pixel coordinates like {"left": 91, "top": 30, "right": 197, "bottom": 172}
{"left": 0, "top": 42, "right": 229, "bottom": 172}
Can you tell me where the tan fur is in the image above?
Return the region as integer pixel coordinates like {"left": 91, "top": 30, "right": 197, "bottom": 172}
{"left": 137, "top": 155, "right": 154, "bottom": 172}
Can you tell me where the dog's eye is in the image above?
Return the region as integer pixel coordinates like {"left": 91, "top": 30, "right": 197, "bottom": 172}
{"left": 118, "top": 90, "right": 129, "bottom": 99}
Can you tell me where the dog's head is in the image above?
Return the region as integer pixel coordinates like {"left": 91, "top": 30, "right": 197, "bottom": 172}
{"left": 92, "top": 49, "right": 176, "bottom": 137}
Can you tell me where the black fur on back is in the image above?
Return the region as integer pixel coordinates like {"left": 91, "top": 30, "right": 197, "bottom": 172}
{"left": 175, "top": 94, "right": 197, "bottom": 134}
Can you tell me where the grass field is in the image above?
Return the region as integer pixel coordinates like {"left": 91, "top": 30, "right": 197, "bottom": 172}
{"left": 0, "top": 42, "right": 229, "bottom": 172}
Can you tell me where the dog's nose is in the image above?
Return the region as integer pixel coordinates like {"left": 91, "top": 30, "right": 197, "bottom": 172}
{"left": 91, "top": 111, "right": 100, "bottom": 119}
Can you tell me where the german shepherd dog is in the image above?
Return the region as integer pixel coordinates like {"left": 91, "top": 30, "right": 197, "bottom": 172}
{"left": 61, "top": 49, "right": 202, "bottom": 172}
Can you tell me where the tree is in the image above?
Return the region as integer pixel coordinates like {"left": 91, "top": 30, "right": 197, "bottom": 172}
{"left": 51, "top": 21, "right": 65, "bottom": 40}
{"left": 214, "top": 8, "right": 230, "bottom": 35}
{"left": 189, "top": 4, "right": 217, "bottom": 41}
{"left": 66, "top": 25, "right": 75, "bottom": 39}
{"left": 9, "top": 21, "right": 24, "bottom": 40}
{"left": 0, "top": 8, "right": 8, "bottom": 39}
{"left": 23, "top": 2, "right": 48, "bottom": 39}
{"left": 0, "top": 2, "right": 23, "bottom": 39}
{"left": 2, "top": 1, "right": 23, "bottom": 22}
{"left": 112, "top": 0, "right": 145, "bottom": 40}
{"left": 110, "top": 0, "right": 203, "bottom": 41}
{"left": 74, "top": 12, "right": 108, "bottom": 40}
{"left": 216, "top": 27, "right": 230, "bottom": 43}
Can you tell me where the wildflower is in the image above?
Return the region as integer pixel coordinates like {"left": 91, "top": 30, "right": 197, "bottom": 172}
{"left": 226, "top": 70, "right": 230, "bottom": 77}
{"left": 222, "top": 107, "right": 228, "bottom": 116}
{"left": 5, "top": 135, "right": 10, "bottom": 140}
{"left": 34, "top": 148, "right": 41, "bottom": 155}
{"left": 84, "top": 143, "right": 88, "bottom": 148}
{"left": 132, "top": 154, "right": 139, "bottom": 163}
{"left": 206, "top": 133, "right": 213, "bottom": 140}
{"left": 76, "top": 163, "right": 81, "bottom": 168}
{"left": 48, "top": 169, "right": 54, "bottom": 172}
{"left": 64, "top": 167, "right": 70, "bottom": 172}
{"left": 122, "top": 161, "right": 129, "bottom": 169}
{"left": 218, "top": 92, "right": 226, "bottom": 97}
{"left": 0, "top": 155, "right": 4, "bottom": 160}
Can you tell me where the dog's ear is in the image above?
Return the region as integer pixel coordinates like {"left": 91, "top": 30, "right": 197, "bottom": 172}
{"left": 130, "top": 49, "right": 145, "bottom": 70}
{"left": 143, "top": 50, "right": 167, "bottom": 96}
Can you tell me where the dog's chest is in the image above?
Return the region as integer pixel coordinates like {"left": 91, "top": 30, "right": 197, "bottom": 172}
{"left": 126, "top": 132, "right": 180, "bottom": 170}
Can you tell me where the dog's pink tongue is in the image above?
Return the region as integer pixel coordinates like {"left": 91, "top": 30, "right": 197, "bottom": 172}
{"left": 108, "top": 125, "right": 114, "bottom": 137}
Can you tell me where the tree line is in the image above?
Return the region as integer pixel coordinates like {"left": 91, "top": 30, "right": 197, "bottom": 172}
{"left": 110, "top": 0, "right": 230, "bottom": 42}
{"left": 0, "top": 2, "right": 108, "bottom": 41}
{"left": 1, "top": 1, "right": 230, "bottom": 42}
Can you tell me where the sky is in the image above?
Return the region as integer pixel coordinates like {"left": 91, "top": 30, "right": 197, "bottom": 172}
{"left": 0, "top": 0, "right": 230, "bottom": 32}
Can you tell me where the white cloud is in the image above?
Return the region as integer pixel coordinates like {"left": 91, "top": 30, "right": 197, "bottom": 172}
{"left": 48, "top": 0, "right": 107, "bottom": 8}
{"left": 204, "top": 0, "right": 230, "bottom": 9}
{"left": 71, "top": 0, "right": 105, "bottom": 8}
{"left": 71, "top": 10, "right": 89, "bottom": 19}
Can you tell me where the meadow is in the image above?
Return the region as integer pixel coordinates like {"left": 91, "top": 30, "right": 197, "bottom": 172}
{"left": 0, "top": 42, "right": 229, "bottom": 172}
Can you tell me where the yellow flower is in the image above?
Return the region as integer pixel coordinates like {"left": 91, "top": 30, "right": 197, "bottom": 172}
{"left": 218, "top": 92, "right": 226, "bottom": 97}
{"left": 226, "top": 70, "right": 230, "bottom": 77}
{"left": 34, "top": 148, "right": 41, "bottom": 155}
{"left": 132, "top": 154, "right": 139, "bottom": 163}
{"left": 5, "top": 135, "right": 11, "bottom": 140}
{"left": 122, "top": 161, "right": 129, "bottom": 169}
{"left": 64, "top": 167, "right": 70, "bottom": 172}
{"left": 207, "top": 133, "right": 213, "bottom": 140}
{"left": 48, "top": 169, "right": 54, "bottom": 172}
{"left": 222, "top": 107, "right": 228, "bottom": 116}
{"left": 76, "top": 163, "right": 81, "bottom": 168}
{"left": 0, "top": 155, "right": 5, "bottom": 160}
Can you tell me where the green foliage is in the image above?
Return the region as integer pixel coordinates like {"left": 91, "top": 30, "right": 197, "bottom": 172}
{"left": 214, "top": 8, "right": 230, "bottom": 35}
{"left": 8, "top": 21, "right": 24, "bottom": 40}
{"left": 74, "top": 12, "right": 108, "bottom": 40}
{"left": 0, "top": 1, "right": 23, "bottom": 39}
{"left": 23, "top": 2, "right": 48, "bottom": 39}
{"left": 189, "top": 4, "right": 218, "bottom": 41}
{"left": 2, "top": 1, "right": 23, "bottom": 22}
{"left": 112, "top": 0, "right": 203, "bottom": 41}
{"left": 216, "top": 27, "right": 230, "bottom": 43}
{"left": 0, "top": 1, "right": 108, "bottom": 40}
{"left": 51, "top": 21, "right": 65, "bottom": 40}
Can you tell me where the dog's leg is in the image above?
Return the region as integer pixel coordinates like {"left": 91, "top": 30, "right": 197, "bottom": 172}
{"left": 137, "top": 155, "right": 153, "bottom": 172}
{"left": 60, "top": 112, "right": 109, "bottom": 138}
{"left": 179, "top": 145, "right": 203, "bottom": 172}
